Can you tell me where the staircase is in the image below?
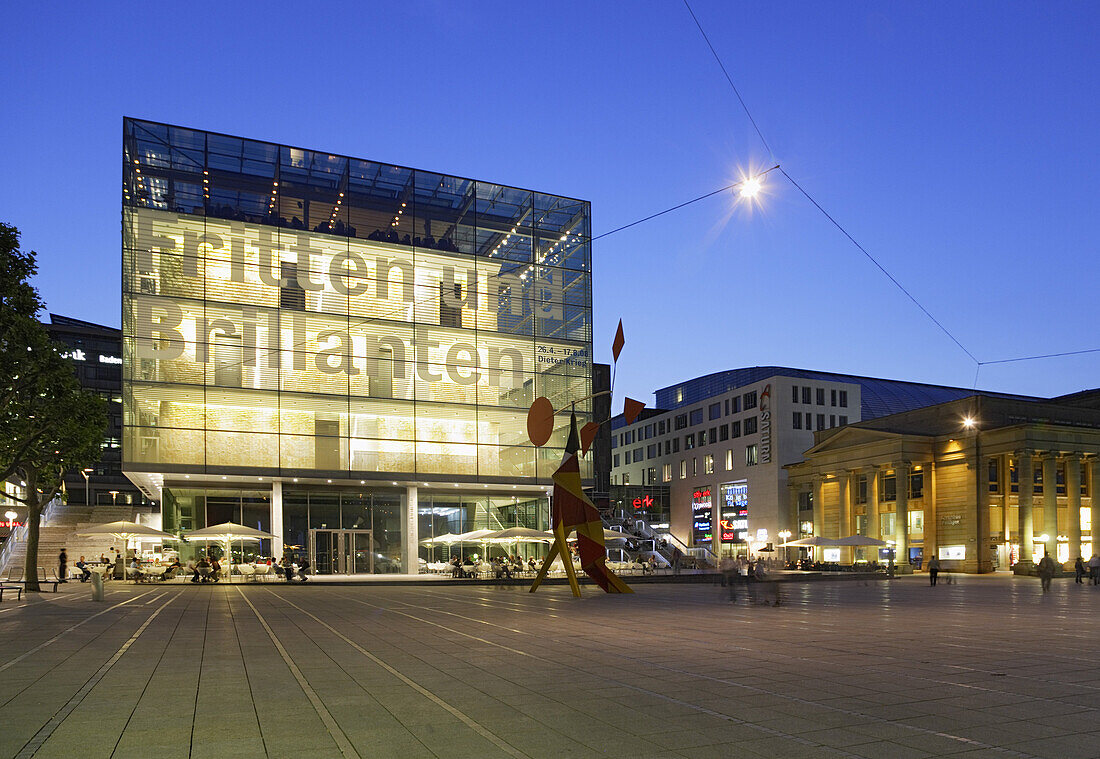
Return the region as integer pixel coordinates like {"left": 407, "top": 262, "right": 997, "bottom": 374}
{"left": 0, "top": 500, "right": 141, "bottom": 575}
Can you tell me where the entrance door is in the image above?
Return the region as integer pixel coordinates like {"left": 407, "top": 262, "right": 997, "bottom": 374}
{"left": 310, "top": 529, "right": 374, "bottom": 574}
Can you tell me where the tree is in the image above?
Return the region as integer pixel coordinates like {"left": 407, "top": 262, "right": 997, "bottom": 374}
{"left": 0, "top": 223, "right": 105, "bottom": 591}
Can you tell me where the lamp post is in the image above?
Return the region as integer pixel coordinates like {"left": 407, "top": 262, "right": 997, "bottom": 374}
{"left": 81, "top": 468, "right": 93, "bottom": 506}
{"left": 778, "top": 530, "right": 791, "bottom": 565}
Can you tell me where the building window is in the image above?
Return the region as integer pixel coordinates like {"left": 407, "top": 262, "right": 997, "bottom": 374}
{"left": 731, "top": 396, "right": 741, "bottom": 414}
{"left": 1083, "top": 462, "right": 1089, "bottom": 496}
{"left": 672, "top": 438, "right": 680, "bottom": 453}
{"left": 709, "top": 426, "right": 717, "bottom": 444}
{"left": 793, "top": 412, "right": 802, "bottom": 430}
{"left": 692, "top": 457, "right": 698, "bottom": 476}
{"left": 679, "top": 460, "right": 687, "bottom": 479}
{"left": 685, "top": 434, "right": 695, "bottom": 450}
{"left": 664, "top": 440, "right": 671, "bottom": 455}
{"left": 909, "top": 471, "right": 923, "bottom": 499}
{"left": 1057, "top": 464, "right": 1066, "bottom": 495}
{"left": 613, "top": 454, "right": 620, "bottom": 467}
{"left": 730, "top": 420, "right": 741, "bottom": 438}
{"left": 839, "top": 415, "right": 848, "bottom": 426}
{"left": 699, "top": 430, "right": 707, "bottom": 446}
{"left": 798, "top": 490, "right": 812, "bottom": 512}
{"left": 744, "top": 417, "right": 758, "bottom": 435}
{"left": 829, "top": 415, "right": 835, "bottom": 428}
{"left": 880, "top": 512, "right": 895, "bottom": 539}
{"left": 658, "top": 420, "right": 666, "bottom": 435}
{"left": 719, "top": 424, "right": 729, "bottom": 441}
{"left": 743, "top": 391, "right": 757, "bottom": 410}
{"left": 801, "top": 386, "right": 811, "bottom": 404}
{"left": 816, "top": 388, "right": 825, "bottom": 405}
{"left": 662, "top": 463, "right": 672, "bottom": 482}
{"left": 704, "top": 454, "right": 714, "bottom": 474}
{"left": 675, "top": 414, "right": 688, "bottom": 430}
{"left": 882, "top": 472, "right": 897, "bottom": 502}
{"left": 839, "top": 390, "right": 848, "bottom": 408}
{"left": 690, "top": 408, "right": 704, "bottom": 426}
{"left": 622, "top": 473, "right": 629, "bottom": 485}
{"left": 792, "top": 386, "right": 799, "bottom": 403}
{"left": 988, "top": 459, "right": 1000, "bottom": 493}
{"left": 1034, "top": 466, "right": 1043, "bottom": 495}
{"left": 676, "top": 388, "right": 683, "bottom": 403}
{"left": 857, "top": 475, "right": 867, "bottom": 504}
{"left": 725, "top": 449, "right": 733, "bottom": 470}
{"left": 647, "top": 444, "right": 657, "bottom": 459}
{"left": 816, "top": 414, "right": 825, "bottom": 430}
{"left": 805, "top": 412, "right": 812, "bottom": 430}
{"left": 647, "top": 467, "right": 656, "bottom": 485}
{"left": 831, "top": 389, "right": 837, "bottom": 407}
{"left": 709, "top": 402, "right": 721, "bottom": 420}
{"left": 745, "top": 445, "right": 758, "bottom": 466}
{"left": 1009, "top": 458, "right": 1018, "bottom": 493}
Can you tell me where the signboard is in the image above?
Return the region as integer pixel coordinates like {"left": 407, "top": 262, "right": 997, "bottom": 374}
{"left": 759, "top": 383, "right": 771, "bottom": 463}
{"left": 691, "top": 488, "right": 713, "bottom": 544}
{"left": 719, "top": 481, "right": 748, "bottom": 542}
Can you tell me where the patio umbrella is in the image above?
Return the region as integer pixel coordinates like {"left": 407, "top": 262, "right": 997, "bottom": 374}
{"left": 486, "top": 527, "right": 554, "bottom": 542}
{"left": 75, "top": 521, "right": 179, "bottom": 567}
{"left": 835, "top": 536, "right": 887, "bottom": 546}
{"left": 186, "top": 522, "right": 275, "bottom": 582}
{"left": 419, "top": 533, "right": 460, "bottom": 545}
{"left": 785, "top": 536, "right": 841, "bottom": 547}
{"left": 453, "top": 529, "right": 496, "bottom": 560}
{"left": 566, "top": 528, "right": 636, "bottom": 543}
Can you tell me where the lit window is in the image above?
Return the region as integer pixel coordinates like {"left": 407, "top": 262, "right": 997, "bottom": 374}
{"left": 704, "top": 454, "right": 714, "bottom": 474}
{"left": 725, "top": 449, "right": 733, "bottom": 470}
{"left": 745, "top": 444, "right": 758, "bottom": 466}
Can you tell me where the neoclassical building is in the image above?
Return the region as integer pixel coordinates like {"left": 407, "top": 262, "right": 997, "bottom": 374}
{"left": 786, "top": 392, "right": 1100, "bottom": 573}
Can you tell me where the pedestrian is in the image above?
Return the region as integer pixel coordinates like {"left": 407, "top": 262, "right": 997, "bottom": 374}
{"left": 1074, "top": 556, "right": 1086, "bottom": 584}
{"left": 1038, "top": 551, "right": 1057, "bottom": 592}
{"left": 58, "top": 548, "right": 68, "bottom": 583}
{"left": 672, "top": 546, "right": 683, "bottom": 576}
{"left": 1089, "top": 554, "right": 1100, "bottom": 586}
{"left": 928, "top": 555, "right": 941, "bottom": 586}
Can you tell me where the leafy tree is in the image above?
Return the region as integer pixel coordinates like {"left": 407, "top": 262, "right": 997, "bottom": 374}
{"left": 0, "top": 223, "right": 105, "bottom": 591}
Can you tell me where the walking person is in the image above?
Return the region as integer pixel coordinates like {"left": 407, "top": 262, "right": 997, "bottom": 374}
{"left": 928, "top": 555, "right": 941, "bottom": 586}
{"left": 1074, "top": 556, "right": 1086, "bottom": 584}
{"left": 1089, "top": 553, "right": 1100, "bottom": 586}
{"left": 58, "top": 548, "right": 68, "bottom": 583}
{"left": 1038, "top": 551, "right": 1057, "bottom": 593}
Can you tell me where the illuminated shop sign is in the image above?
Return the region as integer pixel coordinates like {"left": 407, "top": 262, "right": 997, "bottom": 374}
{"left": 691, "top": 488, "right": 713, "bottom": 544}
{"left": 759, "top": 383, "right": 771, "bottom": 464}
{"left": 632, "top": 494, "right": 655, "bottom": 510}
{"left": 719, "top": 481, "right": 748, "bottom": 542}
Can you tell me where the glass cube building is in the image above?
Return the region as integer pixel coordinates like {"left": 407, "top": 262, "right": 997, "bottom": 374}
{"left": 122, "top": 118, "right": 593, "bottom": 572}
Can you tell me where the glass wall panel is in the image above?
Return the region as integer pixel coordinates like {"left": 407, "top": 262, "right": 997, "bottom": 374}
{"left": 124, "top": 119, "right": 592, "bottom": 484}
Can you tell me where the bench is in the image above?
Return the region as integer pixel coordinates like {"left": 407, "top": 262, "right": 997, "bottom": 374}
{"left": 0, "top": 585, "right": 23, "bottom": 601}
{"left": 1, "top": 567, "right": 56, "bottom": 591}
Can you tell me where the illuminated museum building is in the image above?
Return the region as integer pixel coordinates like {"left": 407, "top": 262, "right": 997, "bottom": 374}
{"left": 610, "top": 368, "right": 1032, "bottom": 559}
{"left": 788, "top": 392, "right": 1100, "bottom": 573}
{"left": 122, "top": 119, "right": 593, "bottom": 572}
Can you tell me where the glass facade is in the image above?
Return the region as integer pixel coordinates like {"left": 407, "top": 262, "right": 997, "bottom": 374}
{"left": 122, "top": 119, "right": 591, "bottom": 570}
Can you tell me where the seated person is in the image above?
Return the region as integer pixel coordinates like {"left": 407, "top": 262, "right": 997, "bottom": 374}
{"left": 281, "top": 556, "right": 295, "bottom": 582}
{"left": 527, "top": 557, "right": 537, "bottom": 572}
{"left": 162, "top": 559, "right": 182, "bottom": 581}
{"left": 127, "top": 558, "right": 142, "bottom": 581}
{"left": 193, "top": 556, "right": 211, "bottom": 583}
{"left": 297, "top": 558, "right": 310, "bottom": 581}
{"left": 75, "top": 556, "right": 92, "bottom": 582}
{"left": 209, "top": 558, "right": 221, "bottom": 582}
{"left": 450, "top": 556, "right": 462, "bottom": 578}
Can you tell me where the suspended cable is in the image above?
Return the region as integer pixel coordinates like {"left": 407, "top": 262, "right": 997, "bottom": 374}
{"left": 591, "top": 165, "right": 779, "bottom": 243}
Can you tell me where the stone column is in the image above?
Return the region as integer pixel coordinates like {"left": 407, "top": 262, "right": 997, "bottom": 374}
{"left": 1017, "top": 450, "right": 1035, "bottom": 565}
{"left": 1091, "top": 458, "right": 1100, "bottom": 554}
{"left": 839, "top": 471, "right": 852, "bottom": 562}
{"left": 1067, "top": 453, "right": 1082, "bottom": 564}
{"left": 973, "top": 452, "right": 992, "bottom": 573}
{"left": 403, "top": 485, "right": 419, "bottom": 575}
{"left": 271, "top": 480, "right": 284, "bottom": 559}
{"left": 895, "top": 462, "right": 910, "bottom": 567}
{"left": 925, "top": 461, "right": 938, "bottom": 564}
{"left": 868, "top": 467, "right": 880, "bottom": 542}
{"left": 813, "top": 475, "right": 825, "bottom": 561}
{"left": 1042, "top": 453, "right": 1059, "bottom": 561}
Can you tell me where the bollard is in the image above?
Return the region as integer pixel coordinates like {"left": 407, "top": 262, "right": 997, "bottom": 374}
{"left": 90, "top": 571, "right": 104, "bottom": 602}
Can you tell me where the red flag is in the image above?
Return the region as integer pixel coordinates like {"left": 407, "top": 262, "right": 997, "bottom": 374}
{"left": 611, "top": 319, "right": 625, "bottom": 362}
{"left": 623, "top": 397, "right": 645, "bottom": 425}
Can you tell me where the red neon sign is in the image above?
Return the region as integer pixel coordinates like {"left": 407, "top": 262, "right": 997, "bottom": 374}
{"left": 631, "top": 495, "right": 655, "bottom": 509}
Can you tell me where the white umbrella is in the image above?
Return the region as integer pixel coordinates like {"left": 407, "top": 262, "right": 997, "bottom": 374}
{"left": 567, "top": 528, "right": 637, "bottom": 543}
{"left": 75, "top": 521, "right": 179, "bottom": 569}
{"left": 486, "top": 527, "right": 554, "bottom": 543}
{"left": 835, "top": 535, "right": 887, "bottom": 546}
{"left": 419, "top": 533, "right": 460, "bottom": 546}
{"left": 785, "top": 536, "right": 841, "bottom": 547}
{"left": 453, "top": 529, "right": 496, "bottom": 542}
{"left": 186, "top": 522, "right": 275, "bottom": 582}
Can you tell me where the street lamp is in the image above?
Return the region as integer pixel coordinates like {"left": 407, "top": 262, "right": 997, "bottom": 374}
{"left": 778, "top": 530, "right": 792, "bottom": 564}
{"left": 4, "top": 510, "right": 16, "bottom": 527}
{"left": 81, "top": 468, "right": 93, "bottom": 506}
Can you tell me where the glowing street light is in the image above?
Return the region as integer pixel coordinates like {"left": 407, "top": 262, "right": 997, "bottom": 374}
{"left": 962, "top": 417, "right": 976, "bottom": 429}
{"left": 739, "top": 175, "right": 763, "bottom": 198}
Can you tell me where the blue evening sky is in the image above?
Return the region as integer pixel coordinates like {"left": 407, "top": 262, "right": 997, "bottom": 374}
{"left": 2, "top": 1, "right": 1098, "bottom": 408}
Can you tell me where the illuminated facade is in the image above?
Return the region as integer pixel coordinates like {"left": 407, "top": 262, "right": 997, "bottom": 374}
{"left": 122, "top": 119, "right": 592, "bottom": 572}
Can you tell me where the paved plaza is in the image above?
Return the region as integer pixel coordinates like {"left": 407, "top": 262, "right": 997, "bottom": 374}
{"left": 1, "top": 575, "right": 1099, "bottom": 759}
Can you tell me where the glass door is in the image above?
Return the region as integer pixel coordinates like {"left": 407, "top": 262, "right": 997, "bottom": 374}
{"left": 347, "top": 530, "right": 374, "bottom": 574}
{"left": 311, "top": 529, "right": 374, "bottom": 574}
{"left": 311, "top": 529, "right": 338, "bottom": 574}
